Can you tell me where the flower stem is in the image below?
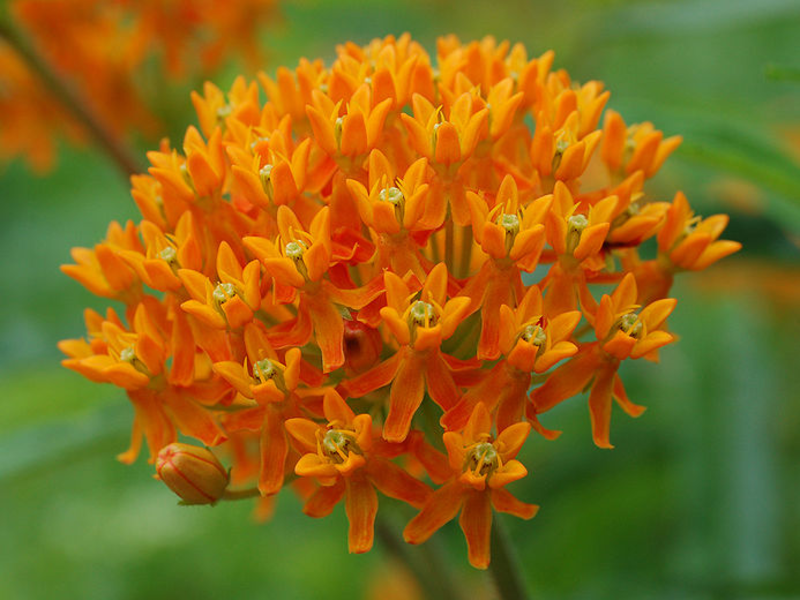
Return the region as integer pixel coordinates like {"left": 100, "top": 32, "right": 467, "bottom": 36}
{"left": 0, "top": 15, "right": 142, "bottom": 177}
{"left": 222, "top": 487, "right": 262, "bottom": 501}
{"left": 375, "top": 515, "right": 465, "bottom": 600}
{"left": 489, "top": 515, "right": 530, "bottom": 600}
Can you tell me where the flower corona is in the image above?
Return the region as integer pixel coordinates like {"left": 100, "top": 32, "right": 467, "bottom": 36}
{"left": 60, "top": 34, "right": 740, "bottom": 569}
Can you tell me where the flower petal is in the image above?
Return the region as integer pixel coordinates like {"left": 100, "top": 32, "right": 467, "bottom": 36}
{"left": 459, "top": 490, "right": 492, "bottom": 569}
{"left": 491, "top": 488, "right": 539, "bottom": 520}
{"left": 345, "top": 475, "right": 378, "bottom": 553}
{"left": 404, "top": 481, "right": 465, "bottom": 545}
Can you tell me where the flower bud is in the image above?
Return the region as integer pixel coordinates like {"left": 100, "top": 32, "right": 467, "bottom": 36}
{"left": 156, "top": 443, "right": 229, "bottom": 505}
{"left": 343, "top": 320, "right": 383, "bottom": 375}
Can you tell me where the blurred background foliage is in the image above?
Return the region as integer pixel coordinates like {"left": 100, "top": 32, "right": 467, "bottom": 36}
{"left": 1, "top": 0, "right": 799, "bottom": 598}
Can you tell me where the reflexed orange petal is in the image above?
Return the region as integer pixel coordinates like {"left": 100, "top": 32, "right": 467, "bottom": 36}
{"left": 345, "top": 475, "right": 378, "bottom": 553}
{"left": 384, "top": 354, "right": 426, "bottom": 442}
{"left": 304, "top": 478, "right": 346, "bottom": 517}
{"left": 612, "top": 374, "right": 646, "bottom": 417}
{"left": 307, "top": 296, "right": 344, "bottom": 373}
{"left": 340, "top": 348, "right": 404, "bottom": 398}
{"left": 258, "top": 408, "right": 289, "bottom": 495}
{"left": 491, "top": 488, "right": 539, "bottom": 520}
{"left": 459, "top": 490, "right": 492, "bottom": 569}
{"left": 588, "top": 363, "right": 617, "bottom": 449}
{"left": 530, "top": 344, "right": 600, "bottom": 413}
{"left": 404, "top": 481, "right": 465, "bottom": 545}
{"left": 424, "top": 351, "right": 461, "bottom": 411}
{"left": 366, "top": 457, "right": 431, "bottom": 508}
{"left": 161, "top": 392, "right": 226, "bottom": 446}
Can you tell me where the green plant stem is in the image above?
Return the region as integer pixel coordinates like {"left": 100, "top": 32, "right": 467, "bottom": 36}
{"left": 375, "top": 515, "right": 464, "bottom": 600}
{"left": 489, "top": 516, "right": 530, "bottom": 600}
{"left": 0, "top": 16, "right": 142, "bottom": 177}
{"left": 445, "top": 217, "right": 455, "bottom": 272}
{"left": 221, "top": 487, "right": 262, "bottom": 501}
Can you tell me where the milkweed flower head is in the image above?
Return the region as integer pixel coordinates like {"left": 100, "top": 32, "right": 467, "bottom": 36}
{"left": 61, "top": 34, "right": 740, "bottom": 569}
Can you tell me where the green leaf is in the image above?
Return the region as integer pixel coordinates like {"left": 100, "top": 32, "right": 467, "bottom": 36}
{"left": 0, "top": 404, "right": 129, "bottom": 484}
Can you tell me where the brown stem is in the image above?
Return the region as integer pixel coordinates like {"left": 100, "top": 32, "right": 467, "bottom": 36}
{"left": 0, "top": 16, "right": 143, "bottom": 177}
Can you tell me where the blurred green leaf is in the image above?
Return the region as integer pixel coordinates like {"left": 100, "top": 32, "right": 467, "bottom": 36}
{"left": 0, "top": 404, "right": 128, "bottom": 483}
{"left": 594, "top": 0, "right": 800, "bottom": 38}
{"left": 765, "top": 64, "right": 800, "bottom": 82}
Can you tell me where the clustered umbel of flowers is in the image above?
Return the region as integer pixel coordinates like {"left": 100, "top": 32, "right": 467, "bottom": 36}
{"left": 60, "top": 35, "right": 740, "bottom": 569}
{"left": 0, "top": 0, "right": 277, "bottom": 170}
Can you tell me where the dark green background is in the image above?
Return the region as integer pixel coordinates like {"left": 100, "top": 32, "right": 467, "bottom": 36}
{"left": 2, "top": 0, "right": 799, "bottom": 598}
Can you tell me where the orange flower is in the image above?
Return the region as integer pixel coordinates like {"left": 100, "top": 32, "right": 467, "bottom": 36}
{"left": 286, "top": 390, "right": 431, "bottom": 553}
{"left": 601, "top": 109, "right": 682, "bottom": 179}
{"left": 60, "top": 34, "right": 740, "bottom": 568}
{"left": 4, "top": 0, "right": 278, "bottom": 170}
{"left": 658, "top": 191, "right": 742, "bottom": 271}
{"left": 61, "top": 220, "right": 143, "bottom": 304}
{"left": 404, "top": 404, "right": 537, "bottom": 569}
{"left": 244, "top": 205, "right": 384, "bottom": 372}
{"left": 461, "top": 174, "right": 551, "bottom": 359}
{"left": 179, "top": 241, "right": 262, "bottom": 330}
{"left": 531, "top": 273, "right": 677, "bottom": 447}
{"left": 346, "top": 151, "right": 438, "bottom": 279}
{"left": 342, "top": 263, "right": 471, "bottom": 442}
{"left": 442, "top": 285, "right": 581, "bottom": 435}
{"left": 307, "top": 85, "right": 393, "bottom": 166}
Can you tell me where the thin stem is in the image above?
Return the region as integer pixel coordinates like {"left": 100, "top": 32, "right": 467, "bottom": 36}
{"left": 445, "top": 217, "right": 455, "bottom": 272}
{"left": 375, "top": 515, "right": 465, "bottom": 600}
{"left": 458, "top": 226, "right": 473, "bottom": 278}
{"left": 489, "top": 515, "right": 530, "bottom": 600}
{"left": 222, "top": 487, "right": 262, "bottom": 501}
{"left": 0, "top": 16, "right": 142, "bottom": 177}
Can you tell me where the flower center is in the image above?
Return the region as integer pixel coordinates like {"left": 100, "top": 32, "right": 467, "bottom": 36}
{"left": 213, "top": 282, "right": 236, "bottom": 304}
{"left": 465, "top": 442, "right": 500, "bottom": 477}
{"left": 619, "top": 312, "right": 642, "bottom": 338}
{"left": 522, "top": 324, "right": 547, "bottom": 346}
{"left": 500, "top": 213, "right": 520, "bottom": 235}
{"left": 284, "top": 240, "right": 306, "bottom": 261}
{"left": 566, "top": 213, "right": 589, "bottom": 254}
{"left": 216, "top": 104, "right": 232, "bottom": 120}
{"left": 120, "top": 347, "right": 136, "bottom": 363}
{"left": 409, "top": 300, "right": 437, "bottom": 327}
{"left": 379, "top": 186, "right": 404, "bottom": 205}
{"left": 321, "top": 429, "right": 360, "bottom": 463}
{"left": 253, "top": 358, "right": 276, "bottom": 383}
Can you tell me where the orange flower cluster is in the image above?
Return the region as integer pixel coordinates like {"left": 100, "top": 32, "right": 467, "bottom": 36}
{"left": 0, "top": 0, "right": 277, "bottom": 170}
{"left": 60, "top": 35, "right": 740, "bottom": 569}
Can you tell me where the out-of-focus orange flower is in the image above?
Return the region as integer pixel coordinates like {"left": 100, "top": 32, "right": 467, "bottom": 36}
{"left": 2, "top": 0, "right": 279, "bottom": 170}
